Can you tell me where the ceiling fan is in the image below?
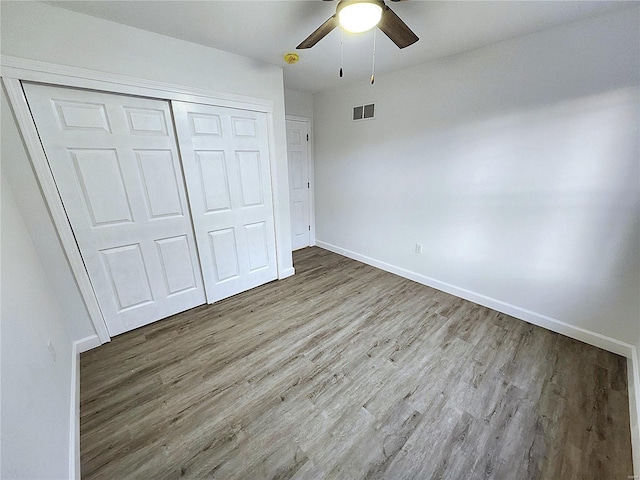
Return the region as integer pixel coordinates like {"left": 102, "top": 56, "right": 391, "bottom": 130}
{"left": 297, "top": 0, "right": 419, "bottom": 50}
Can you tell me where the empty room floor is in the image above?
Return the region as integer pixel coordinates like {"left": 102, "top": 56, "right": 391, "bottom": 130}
{"left": 80, "top": 247, "right": 633, "bottom": 479}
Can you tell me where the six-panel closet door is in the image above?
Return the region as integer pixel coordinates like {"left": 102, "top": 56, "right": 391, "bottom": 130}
{"left": 172, "top": 102, "right": 278, "bottom": 303}
{"left": 23, "top": 83, "right": 209, "bottom": 336}
{"left": 24, "top": 82, "right": 280, "bottom": 336}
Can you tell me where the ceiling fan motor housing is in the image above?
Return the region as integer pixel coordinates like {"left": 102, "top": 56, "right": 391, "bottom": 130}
{"left": 297, "top": 0, "right": 418, "bottom": 50}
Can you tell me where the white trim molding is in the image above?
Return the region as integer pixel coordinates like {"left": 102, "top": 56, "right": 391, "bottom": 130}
{"left": 2, "top": 76, "right": 112, "bottom": 344}
{"left": 69, "top": 340, "right": 81, "bottom": 480}
{"left": 69, "top": 335, "right": 101, "bottom": 479}
{"left": 0, "top": 55, "right": 273, "bottom": 113}
{"left": 279, "top": 266, "right": 296, "bottom": 280}
{"left": 75, "top": 335, "right": 101, "bottom": 354}
{"left": 316, "top": 240, "right": 635, "bottom": 358}
{"left": 629, "top": 346, "right": 640, "bottom": 476}
{"left": 265, "top": 111, "right": 291, "bottom": 282}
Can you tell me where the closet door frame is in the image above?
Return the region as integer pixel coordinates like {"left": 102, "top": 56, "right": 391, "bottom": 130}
{"left": 2, "top": 55, "right": 292, "bottom": 348}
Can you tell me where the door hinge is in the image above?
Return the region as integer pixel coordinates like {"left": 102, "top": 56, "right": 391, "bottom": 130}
{"left": 306, "top": 134, "right": 309, "bottom": 141}
{"left": 308, "top": 225, "right": 311, "bottom": 231}
{"left": 307, "top": 182, "right": 310, "bottom": 188}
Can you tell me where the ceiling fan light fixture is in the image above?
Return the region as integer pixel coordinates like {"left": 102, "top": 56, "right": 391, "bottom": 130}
{"left": 338, "top": 1, "right": 383, "bottom": 34}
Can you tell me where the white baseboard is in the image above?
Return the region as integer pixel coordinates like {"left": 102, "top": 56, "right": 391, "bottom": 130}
{"left": 76, "top": 334, "right": 101, "bottom": 353}
{"left": 69, "top": 340, "right": 81, "bottom": 480}
{"left": 629, "top": 346, "right": 640, "bottom": 476}
{"left": 279, "top": 266, "right": 295, "bottom": 280}
{"left": 315, "top": 240, "right": 634, "bottom": 358}
{"left": 69, "top": 335, "right": 101, "bottom": 479}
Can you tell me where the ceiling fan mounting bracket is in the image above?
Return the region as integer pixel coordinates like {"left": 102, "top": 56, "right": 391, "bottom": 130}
{"left": 335, "top": 0, "right": 386, "bottom": 15}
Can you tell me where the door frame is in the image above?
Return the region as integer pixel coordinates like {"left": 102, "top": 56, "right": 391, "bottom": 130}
{"left": 285, "top": 115, "right": 315, "bottom": 248}
{"left": 1, "top": 55, "right": 288, "bottom": 346}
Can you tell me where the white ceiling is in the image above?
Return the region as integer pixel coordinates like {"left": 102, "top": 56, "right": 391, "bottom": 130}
{"left": 47, "top": 0, "right": 631, "bottom": 93}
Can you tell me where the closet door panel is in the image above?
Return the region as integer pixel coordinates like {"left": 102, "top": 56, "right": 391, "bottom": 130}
{"left": 24, "top": 83, "right": 206, "bottom": 336}
{"left": 173, "top": 101, "right": 277, "bottom": 303}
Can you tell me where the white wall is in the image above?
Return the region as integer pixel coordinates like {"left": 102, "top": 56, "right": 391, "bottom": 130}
{"left": 0, "top": 1, "right": 293, "bottom": 338}
{"left": 1, "top": 87, "right": 95, "bottom": 341}
{"left": 284, "top": 88, "right": 314, "bottom": 119}
{"left": 314, "top": 7, "right": 639, "bottom": 344}
{"left": 1, "top": 175, "right": 74, "bottom": 479}
{"left": 1, "top": 2, "right": 293, "bottom": 477}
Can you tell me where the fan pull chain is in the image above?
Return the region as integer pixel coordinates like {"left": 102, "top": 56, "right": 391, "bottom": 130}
{"left": 339, "top": 28, "right": 344, "bottom": 78}
{"left": 371, "top": 28, "right": 376, "bottom": 85}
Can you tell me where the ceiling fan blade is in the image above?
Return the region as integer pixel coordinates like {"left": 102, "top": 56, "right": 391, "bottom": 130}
{"left": 378, "top": 6, "right": 419, "bottom": 49}
{"left": 297, "top": 14, "right": 339, "bottom": 49}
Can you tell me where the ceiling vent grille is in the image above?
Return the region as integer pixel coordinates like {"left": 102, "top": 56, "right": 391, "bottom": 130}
{"left": 353, "top": 103, "right": 375, "bottom": 121}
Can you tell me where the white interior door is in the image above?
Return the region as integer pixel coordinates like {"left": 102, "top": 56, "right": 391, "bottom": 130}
{"left": 172, "top": 101, "right": 278, "bottom": 303}
{"left": 286, "top": 119, "right": 310, "bottom": 250}
{"left": 23, "top": 82, "right": 206, "bottom": 336}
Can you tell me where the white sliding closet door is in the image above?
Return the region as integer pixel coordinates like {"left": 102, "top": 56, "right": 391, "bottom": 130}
{"left": 23, "top": 83, "right": 206, "bottom": 336}
{"left": 172, "top": 102, "right": 278, "bottom": 303}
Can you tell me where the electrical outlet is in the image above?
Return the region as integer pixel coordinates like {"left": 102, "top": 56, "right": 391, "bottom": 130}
{"left": 415, "top": 243, "right": 423, "bottom": 254}
{"left": 47, "top": 340, "right": 57, "bottom": 362}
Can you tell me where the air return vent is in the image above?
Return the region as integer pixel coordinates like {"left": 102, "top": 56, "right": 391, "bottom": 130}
{"left": 352, "top": 103, "right": 375, "bottom": 121}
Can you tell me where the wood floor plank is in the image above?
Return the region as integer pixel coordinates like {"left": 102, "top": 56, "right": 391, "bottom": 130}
{"left": 80, "top": 247, "right": 633, "bottom": 479}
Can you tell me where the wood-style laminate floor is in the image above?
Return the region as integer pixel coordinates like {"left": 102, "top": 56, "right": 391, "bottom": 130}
{"left": 80, "top": 247, "right": 633, "bottom": 480}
